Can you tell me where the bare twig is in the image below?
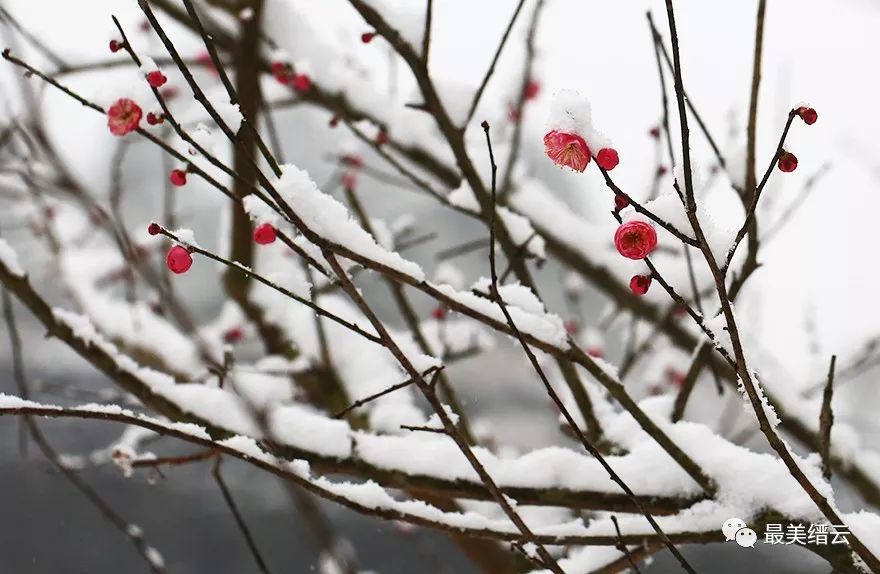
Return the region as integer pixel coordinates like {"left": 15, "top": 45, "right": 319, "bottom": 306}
{"left": 334, "top": 370, "right": 432, "bottom": 419}
{"left": 482, "top": 121, "right": 696, "bottom": 574}
{"left": 819, "top": 355, "right": 836, "bottom": 481}
{"left": 610, "top": 515, "right": 643, "bottom": 574}
{"left": 213, "top": 458, "right": 273, "bottom": 574}
{"left": 466, "top": 0, "right": 528, "bottom": 125}
{"left": 663, "top": 1, "right": 880, "bottom": 568}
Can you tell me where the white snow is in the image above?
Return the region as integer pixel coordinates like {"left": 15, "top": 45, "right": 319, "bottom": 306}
{"left": 273, "top": 164, "right": 424, "bottom": 280}
{"left": 0, "top": 239, "right": 25, "bottom": 277}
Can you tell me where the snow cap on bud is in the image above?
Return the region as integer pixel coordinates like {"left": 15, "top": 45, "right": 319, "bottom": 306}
{"left": 169, "top": 169, "right": 188, "bottom": 187}
{"left": 253, "top": 223, "right": 277, "bottom": 245}
{"left": 596, "top": 148, "right": 619, "bottom": 171}
{"left": 107, "top": 98, "right": 143, "bottom": 136}
{"left": 614, "top": 219, "right": 658, "bottom": 260}
{"left": 545, "top": 90, "right": 617, "bottom": 173}
{"left": 147, "top": 223, "right": 161, "bottom": 236}
{"left": 629, "top": 274, "right": 652, "bottom": 296}
{"left": 166, "top": 245, "right": 193, "bottom": 274}
{"left": 544, "top": 130, "right": 591, "bottom": 172}
{"left": 778, "top": 151, "right": 798, "bottom": 173}
{"left": 795, "top": 106, "right": 818, "bottom": 125}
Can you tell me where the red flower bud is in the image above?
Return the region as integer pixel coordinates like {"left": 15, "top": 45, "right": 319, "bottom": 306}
{"left": 253, "top": 223, "right": 277, "bottom": 245}
{"left": 361, "top": 32, "right": 377, "bottom": 44}
{"left": 629, "top": 274, "right": 652, "bottom": 296}
{"left": 795, "top": 106, "right": 818, "bottom": 125}
{"left": 169, "top": 169, "right": 187, "bottom": 187}
{"left": 146, "top": 112, "right": 164, "bottom": 125}
{"left": 223, "top": 327, "right": 244, "bottom": 344}
{"left": 146, "top": 70, "right": 167, "bottom": 88}
{"left": 292, "top": 73, "right": 311, "bottom": 93}
{"left": 596, "top": 148, "right": 619, "bottom": 171}
{"left": 195, "top": 52, "right": 216, "bottom": 75}
{"left": 778, "top": 151, "right": 798, "bottom": 173}
{"left": 342, "top": 154, "right": 364, "bottom": 168}
{"left": 525, "top": 80, "right": 540, "bottom": 101}
{"left": 614, "top": 194, "right": 629, "bottom": 210}
{"left": 109, "top": 40, "right": 124, "bottom": 53}
{"left": 166, "top": 245, "right": 193, "bottom": 274}
{"left": 342, "top": 172, "right": 357, "bottom": 191}
{"left": 431, "top": 306, "right": 447, "bottom": 320}
{"left": 147, "top": 223, "right": 161, "bottom": 236}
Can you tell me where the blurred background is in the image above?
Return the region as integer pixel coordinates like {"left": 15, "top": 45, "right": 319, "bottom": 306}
{"left": 1, "top": 0, "right": 879, "bottom": 572}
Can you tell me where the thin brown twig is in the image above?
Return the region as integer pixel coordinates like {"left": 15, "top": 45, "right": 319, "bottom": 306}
{"left": 819, "top": 355, "right": 836, "bottom": 481}
{"left": 213, "top": 458, "right": 273, "bottom": 574}
{"left": 671, "top": 344, "right": 710, "bottom": 423}
{"left": 322, "top": 249, "right": 566, "bottom": 574}
{"left": 333, "top": 372, "right": 427, "bottom": 419}
{"left": 610, "top": 515, "right": 643, "bottom": 574}
{"left": 155, "top": 226, "right": 382, "bottom": 345}
{"left": 421, "top": 0, "right": 433, "bottom": 65}
{"left": 465, "top": 0, "right": 528, "bottom": 125}
{"left": 177, "top": 0, "right": 282, "bottom": 177}
{"left": 482, "top": 121, "right": 696, "bottom": 574}
{"left": 663, "top": 1, "right": 880, "bottom": 568}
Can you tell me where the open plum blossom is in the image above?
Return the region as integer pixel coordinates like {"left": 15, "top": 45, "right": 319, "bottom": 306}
{"left": 544, "top": 130, "right": 591, "bottom": 172}
{"left": 107, "top": 98, "right": 142, "bottom": 136}
{"left": 614, "top": 220, "right": 657, "bottom": 260}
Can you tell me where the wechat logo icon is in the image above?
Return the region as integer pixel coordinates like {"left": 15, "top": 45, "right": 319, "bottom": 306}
{"left": 723, "top": 517, "right": 757, "bottom": 548}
